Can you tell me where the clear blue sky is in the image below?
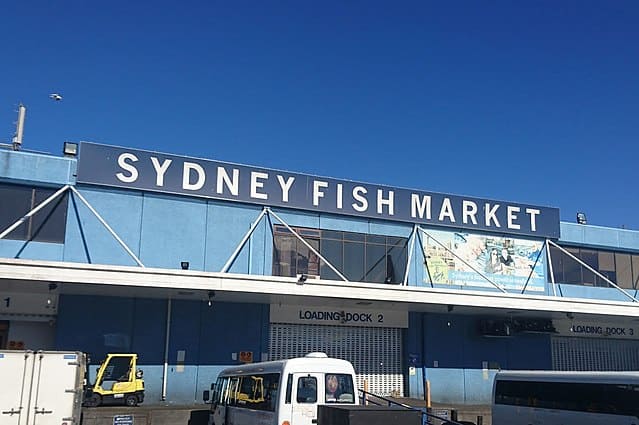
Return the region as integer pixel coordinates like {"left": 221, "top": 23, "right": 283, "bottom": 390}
{"left": 2, "top": 1, "right": 638, "bottom": 230}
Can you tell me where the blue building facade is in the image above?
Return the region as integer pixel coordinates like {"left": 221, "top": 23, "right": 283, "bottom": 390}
{"left": 0, "top": 143, "right": 638, "bottom": 405}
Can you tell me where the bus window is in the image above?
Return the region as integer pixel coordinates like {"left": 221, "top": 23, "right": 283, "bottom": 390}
{"left": 325, "top": 373, "right": 355, "bottom": 403}
{"left": 296, "top": 376, "right": 317, "bottom": 403}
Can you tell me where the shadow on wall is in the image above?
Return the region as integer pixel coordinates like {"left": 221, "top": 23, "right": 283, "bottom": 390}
{"left": 188, "top": 409, "right": 209, "bottom": 425}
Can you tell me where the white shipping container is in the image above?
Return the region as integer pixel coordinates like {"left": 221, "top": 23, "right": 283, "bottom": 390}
{"left": 0, "top": 350, "right": 86, "bottom": 425}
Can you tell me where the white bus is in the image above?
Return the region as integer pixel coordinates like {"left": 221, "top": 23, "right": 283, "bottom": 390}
{"left": 204, "top": 352, "right": 359, "bottom": 425}
{"left": 492, "top": 370, "right": 639, "bottom": 425}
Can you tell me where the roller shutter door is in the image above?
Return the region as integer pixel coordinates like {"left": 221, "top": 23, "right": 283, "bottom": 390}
{"left": 269, "top": 323, "right": 404, "bottom": 396}
{"left": 552, "top": 336, "right": 639, "bottom": 371}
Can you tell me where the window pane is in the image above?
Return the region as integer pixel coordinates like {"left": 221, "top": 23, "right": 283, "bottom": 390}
{"left": 365, "top": 243, "right": 386, "bottom": 283}
{"left": 273, "top": 235, "right": 296, "bottom": 277}
{"left": 579, "top": 250, "right": 598, "bottom": 286}
{"left": 0, "top": 184, "right": 31, "bottom": 240}
{"left": 563, "top": 248, "right": 582, "bottom": 284}
{"left": 296, "top": 376, "right": 317, "bottom": 403}
{"left": 366, "top": 234, "right": 385, "bottom": 244}
{"left": 31, "top": 189, "right": 68, "bottom": 243}
{"left": 321, "top": 230, "right": 342, "bottom": 240}
{"left": 343, "top": 241, "right": 364, "bottom": 281}
{"left": 615, "top": 253, "right": 633, "bottom": 289}
{"left": 295, "top": 238, "right": 320, "bottom": 277}
{"left": 320, "top": 239, "right": 343, "bottom": 280}
{"left": 596, "top": 251, "right": 615, "bottom": 287}
{"left": 325, "top": 373, "right": 355, "bottom": 404}
{"left": 548, "top": 246, "right": 562, "bottom": 282}
{"left": 387, "top": 242, "right": 407, "bottom": 284}
{"left": 633, "top": 255, "right": 639, "bottom": 289}
{"left": 343, "top": 232, "right": 364, "bottom": 242}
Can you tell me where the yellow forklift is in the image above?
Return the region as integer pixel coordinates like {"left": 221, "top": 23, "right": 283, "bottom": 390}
{"left": 83, "top": 353, "right": 145, "bottom": 407}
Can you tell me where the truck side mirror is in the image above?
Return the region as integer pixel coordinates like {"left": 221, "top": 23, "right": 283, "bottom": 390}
{"left": 203, "top": 390, "right": 210, "bottom": 402}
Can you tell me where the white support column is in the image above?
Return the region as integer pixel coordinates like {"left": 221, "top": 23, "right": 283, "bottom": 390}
{"left": 402, "top": 225, "right": 418, "bottom": 286}
{"left": 546, "top": 239, "right": 557, "bottom": 297}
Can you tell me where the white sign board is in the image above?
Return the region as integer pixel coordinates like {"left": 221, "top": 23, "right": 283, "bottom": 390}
{"left": 555, "top": 320, "right": 638, "bottom": 340}
{"left": 270, "top": 304, "right": 408, "bottom": 328}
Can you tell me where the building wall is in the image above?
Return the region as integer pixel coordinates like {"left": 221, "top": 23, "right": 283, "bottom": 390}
{"left": 2, "top": 150, "right": 639, "bottom": 406}
{"left": 55, "top": 294, "right": 269, "bottom": 404}
{"left": 405, "top": 312, "right": 552, "bottom": 404}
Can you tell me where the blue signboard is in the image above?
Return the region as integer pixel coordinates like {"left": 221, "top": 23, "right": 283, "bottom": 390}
{"left": 113, "top": 415, "right": 133, "bottom": 425}
{"left": 76, "top": 142, "right": 560, "bottom": 238}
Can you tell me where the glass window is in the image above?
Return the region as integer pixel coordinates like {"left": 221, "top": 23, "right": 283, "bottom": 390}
{"left": 615, "top": 253, "right": 633, "bottom": 289}
{"left": 273, "top": 225, "right": 408, "bottom": 284}
{"left": 31, "top": 189, "right": 68, "bottom": 243}
{"left": 344, "top": 232, "right": 365, "bottom": 242}
{"left": 365, "top": 243, "right": 386, "bottom": 283}
{"left": 273, "top": 235, "right": 297, "bottom": 277}
{"left": 387, "top": 242, "right": 407, "bottom": 284}
{"left": 597, "top": 251, "right": 615, "bottom": 287}
{"left": 0, "top": 184, "right": 31, "bottom": 240}
{"left": 579, "top": 250, "right": 598, "bottom": 286}
{"left": 633, "top": 255, "right": 639, "bottom": 289}
{"left": 366, "top": 234, "right": 385, "bottom": 244}
{"left": 343, "top": 241, "right": 365, "bottom": 281}
{"left": 296, "top": 376, "right": 317, "bottom": 403}
{"left": 320, "top": 239, "right": 343, "bottom": 280}
{"left": 0, "top": 184, "right": 67, "bottom": 243}
{"left": 563, "top": 248, "right": 582, "bottom": 284}
{"left": 325, "top": 373, "right": 355, "bottom": 404}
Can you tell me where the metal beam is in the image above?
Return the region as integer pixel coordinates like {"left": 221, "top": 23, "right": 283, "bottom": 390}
{"left": 70, "top": 186, "right": 145, "bottom": 268}
{"left": 220, "top": 208, "right": 268, "bottom": 273}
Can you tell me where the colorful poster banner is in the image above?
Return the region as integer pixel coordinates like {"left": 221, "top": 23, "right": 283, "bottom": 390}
{"left": 422, "top": 230, "right": 545, "bottom": 291}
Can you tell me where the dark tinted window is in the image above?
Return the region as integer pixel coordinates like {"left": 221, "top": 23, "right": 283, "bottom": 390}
{"left": 550, "top": 245, "right": 639, "bottom": 290}
{"left": 0, "top": 183, "right": 68, "bottom": 243}
{"left": 296, "top": 376, "right": 317, "bottom": 403}
{"left": 495, "top": 379, "right": 639, "bottom": 416}
{"left": 273, "top": 225, "right": 408, "bottom": 284}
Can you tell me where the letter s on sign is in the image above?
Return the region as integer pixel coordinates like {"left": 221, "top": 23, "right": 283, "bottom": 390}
{"left": 116, "top": 153, "right": 139, "bottom": 183}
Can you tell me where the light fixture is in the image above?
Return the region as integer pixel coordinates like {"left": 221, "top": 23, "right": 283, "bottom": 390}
{"left": 297, "top": 274, "right": 308, "bottom": 285}
{"left": 181, "top": 261, "right": 190, "bottom": 270}
{"left": 447, "top": 304, "right": 454, "bottom": 313}
{"left": 576, "top": 212, "right": 587, "bottom": 225}
{"left": 47, "top": 283, "right": 58, "bottom": 306}
{"left": 63, "top": 142, "right": 78, "bottom": 157}
{"left": 207, "top": 291, "right": 215, "bottom": 307}
{"left": 566, "top": 312, "right": 574, "bottom": 320}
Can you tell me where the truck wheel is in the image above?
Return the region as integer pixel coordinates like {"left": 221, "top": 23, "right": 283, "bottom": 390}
{"left": 125, "top": 394, "right": 138, "bottom": 407}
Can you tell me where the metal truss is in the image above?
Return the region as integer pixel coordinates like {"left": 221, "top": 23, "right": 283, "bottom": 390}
{"left": 0, "top": 185, "right": 145, "bottom": 267}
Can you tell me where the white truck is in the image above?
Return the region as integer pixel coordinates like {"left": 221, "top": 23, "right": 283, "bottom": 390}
{"left": 0, "top": 350, "right": 86, "bottom": 425}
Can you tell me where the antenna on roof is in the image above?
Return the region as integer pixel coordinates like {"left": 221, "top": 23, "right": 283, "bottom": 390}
{"left": 12, "top": 103, "right": 26, "bottom": 151}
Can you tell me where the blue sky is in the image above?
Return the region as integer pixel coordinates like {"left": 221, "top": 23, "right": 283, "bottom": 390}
{"left": 2, "top": 1, "right": 638, "bottom": 230}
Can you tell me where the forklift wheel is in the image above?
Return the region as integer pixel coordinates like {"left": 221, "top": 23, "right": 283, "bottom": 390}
{"left": 125, "top": 394, "right": 138, "bottom": 407}
{"left": 84, "top": 393, "right": 101, "bottom": 407}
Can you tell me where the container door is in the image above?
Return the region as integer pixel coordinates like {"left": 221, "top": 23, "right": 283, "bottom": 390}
{"left": 0, "top": 351, "right": 34, "bottom": 425}
{"left": 290, "top": 373, "right": 322, "bottom": 425}
{"left": 29, "top": 352, "right": 84, "bottom": 425}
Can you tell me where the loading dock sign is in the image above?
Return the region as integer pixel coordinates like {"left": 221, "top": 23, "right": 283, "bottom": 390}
{"left": 113, "top": 415, "right": 133, "bottom": 425}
